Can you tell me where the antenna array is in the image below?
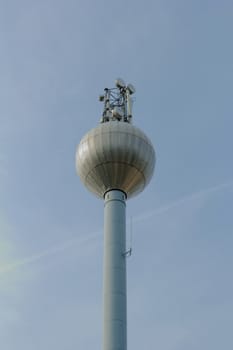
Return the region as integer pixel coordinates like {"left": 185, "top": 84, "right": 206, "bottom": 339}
{"left": 99, "top": 78, "right": 135, "bottom": 123}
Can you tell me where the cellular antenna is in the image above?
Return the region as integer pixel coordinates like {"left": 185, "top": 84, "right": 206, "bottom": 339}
{"left": 99, "top": 78, "right": 136, "bottom": 124}
{"left": 76, "top": 79, "right": 155, "bottom": 350}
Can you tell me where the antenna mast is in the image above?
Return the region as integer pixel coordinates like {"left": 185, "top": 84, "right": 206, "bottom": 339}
{"left": 99, "top": 78, "right": 135, "bottom": 123}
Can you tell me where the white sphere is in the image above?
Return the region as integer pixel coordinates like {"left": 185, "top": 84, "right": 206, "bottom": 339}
{"left": 76, "top": 121, "right": 155, "bottom": 199}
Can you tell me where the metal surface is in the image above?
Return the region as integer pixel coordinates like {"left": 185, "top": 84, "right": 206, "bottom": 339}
{"left": 76, "top": 121, "right": 155, "bottom": 199}
{"left": 103, "top": 190, "right": 127, "bottom": 350}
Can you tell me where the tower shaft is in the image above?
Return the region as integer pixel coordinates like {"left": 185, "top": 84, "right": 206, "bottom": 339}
{"left": 103, "top": 190, "right": 127, "bottom": 350}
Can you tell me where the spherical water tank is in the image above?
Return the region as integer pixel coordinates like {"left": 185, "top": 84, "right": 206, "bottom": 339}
{"left": 76, "top": 121, "right": 155, "bottom": 199}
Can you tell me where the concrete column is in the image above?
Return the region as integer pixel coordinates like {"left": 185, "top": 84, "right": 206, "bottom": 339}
{"left": 103, "top": 190, "right": 127, "bottom": 350}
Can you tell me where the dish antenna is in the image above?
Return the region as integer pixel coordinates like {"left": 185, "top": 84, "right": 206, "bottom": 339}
{"left": 115, "top": 78, "right": 126, "bottom": 89}
{"left": 127, "top": 83, "right": 136, "bottom": 95}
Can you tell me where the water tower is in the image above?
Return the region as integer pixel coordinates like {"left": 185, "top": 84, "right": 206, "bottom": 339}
{"left": 76, "top": 79, "right": 155, "bottom": 350}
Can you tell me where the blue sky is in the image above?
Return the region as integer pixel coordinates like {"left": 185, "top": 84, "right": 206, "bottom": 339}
{"left": 0, "top": 0, "right": 233, "bottom": 349}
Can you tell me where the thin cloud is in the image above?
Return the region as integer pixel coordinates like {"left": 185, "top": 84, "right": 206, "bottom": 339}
{"left": 1, "top": 179, "right": 232, "bottom": 274}
{"left": 134, "top": 180, "right": 233, "bottom": 223}
{"left": 0, "top": 231, "right": 100, "bottom": 274}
